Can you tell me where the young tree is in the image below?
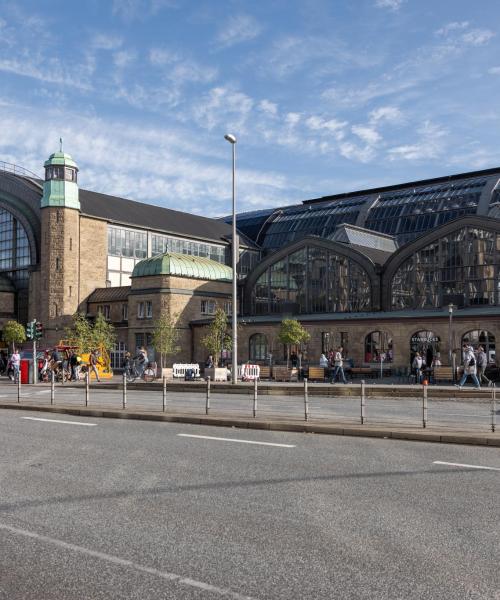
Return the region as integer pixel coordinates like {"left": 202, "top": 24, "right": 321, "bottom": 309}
{"left": 277, "top": 319, "right": 310, "bottom": 368}
{"left": 152, "top": 314, "right": 180, "bottom": 369}
{"left": 201, "top": 307, "right": 232, "bottom": 367}
{"left": 65, "top": 313, "right": 93, "bottom": 353}
{"left": 91, "top": 312, "right": 116, "bottom": 355}
{"left": 3, "top": 320, "right": 26, "bottom": 352}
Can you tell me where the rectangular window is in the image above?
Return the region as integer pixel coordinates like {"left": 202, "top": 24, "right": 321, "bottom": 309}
{"left": 201, "top": 300, "right": 216, "bottom": 315}
{"left": 122, "top": 303, "right": 128, "bottom": 321}
{"left": 145, "top": 300, "right": 152, "bottom": 319}
{"left": 223, "top": 301, "right": 232, "bottom": 316}
{"left": 137, "top": 302, "right": 144, "bottom": 319}
{"left": 98, "top": 305, "right": 110, "bottom": 320}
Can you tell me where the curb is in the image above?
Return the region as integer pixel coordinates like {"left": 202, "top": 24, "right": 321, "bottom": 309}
{"left": 1, "top": 402, "right": 498, "bottom": 447}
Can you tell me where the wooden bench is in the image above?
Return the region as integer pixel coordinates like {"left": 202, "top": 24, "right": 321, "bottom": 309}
{"left": 350, "top": 367, "right": 374, "bottom": 379}
{"left": 432, "top": 366, "right": 455, "bottom": 383}
{"left": 273, "top": 366, "right": 298, "bottom": 382}
{"left": 307, "top": 367, "right": 326, "bottom": 381}
{"left": 259, "top": 366, "right": 271, "bottom": 380}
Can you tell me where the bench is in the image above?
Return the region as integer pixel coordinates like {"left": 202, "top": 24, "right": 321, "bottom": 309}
{"left": 432, "top": 366, "right": 455, "bottom": 383}
{"left": 273, "top": 366, "right": 298, "bottom": 382}
{"left": 259, "top": 366, "right": 271, "bottom": 380}
{"left": 307, "top": 367, "right": 326, "bottom": 381}
{"left": 350, "top": 367, "right": 374, "bottom": 379}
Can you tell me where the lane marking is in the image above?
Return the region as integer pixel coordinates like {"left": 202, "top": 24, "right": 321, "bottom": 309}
{"left": 21, "top": 417, "right": 96, "bottom": 427}
{"left": 433, "top": 461, "right": 500, "bottom": 472}
{"left": 178, "top": 433, "right": 295, "bottom": 448}
{"left": 0, "top": 522, "right": 257, "bottom": 600}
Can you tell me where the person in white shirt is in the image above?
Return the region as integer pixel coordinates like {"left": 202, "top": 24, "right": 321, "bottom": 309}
{"left": 330, "top": 346, "right": 347, "bottom": 384}
{"left": 412, "top": 352, "right": 423, "bottom": 384}
{"left": 10, "top": 349, "right": 20, "bottom": 383}
{"left": 456, "top": 343, "right": 480, "bottom": 389}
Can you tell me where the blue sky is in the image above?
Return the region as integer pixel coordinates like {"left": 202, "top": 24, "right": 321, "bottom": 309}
{"left": 0, "top": 0, "right": 499, "bottom": 216}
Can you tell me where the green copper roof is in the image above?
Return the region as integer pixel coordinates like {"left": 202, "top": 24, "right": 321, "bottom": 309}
{"left": 132, "top": 252, "right": 233, "bottom": 281}
{"left": 44, "top": 152, "right": 78, "bottom": 169}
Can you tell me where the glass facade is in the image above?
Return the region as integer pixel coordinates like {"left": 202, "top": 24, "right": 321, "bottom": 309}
{"left": 365, "top": 177, "right": 487, "bottom": 245}
{"left": 108, "top": 226, "right": 147, "bottom": 259}
{"left": 151, "top": 233, "right": 225, "bottom": 264}
{"left": 392, "top": 226, "right": 500, "bottom": 309}
{"left": 252, "top": 244, "right": 371, "bottom": 315}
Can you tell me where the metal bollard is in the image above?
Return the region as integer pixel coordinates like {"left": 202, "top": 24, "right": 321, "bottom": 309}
{"left": 304, "top": 378, "right": 309, "bottom": 421}
{"left": 162, "top": 376, "right": 167, "bottom": 412}
{"left": 205, "top": 377, "right": 211, "bottom": 415}
{"left": 51, "top": 370, "right": 55, "bottom": 405}
{"left": 122, "top": 372, "right": 127, "bottom": 409}
{"left": 253, "top": 378, "right": 258, "bottom": 417}
{"left": 85, "top": 371, "right": 89, "bottom": 407}
{"left": 360, "top": 380, "right": 366, "bottom": 424}
{"left": 17, "top": 371, "right": 21, "bottom": 403}
{"left": 422, "top": 384, "right": 428, "bottom": 428}
{"left": 492, "top": 384, "right": 496, "bottom": 433}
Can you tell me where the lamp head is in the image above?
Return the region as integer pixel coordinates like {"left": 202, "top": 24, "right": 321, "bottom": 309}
{"left": 448, "top": 303, "right": 454, "bottom": 314}
{"left": 224, "top": 133, "right": 237, "bottom": 144}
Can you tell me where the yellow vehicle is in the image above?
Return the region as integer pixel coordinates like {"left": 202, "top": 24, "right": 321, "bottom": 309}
{"left": 57, "top": 340, "right": 113, "bottom": 380}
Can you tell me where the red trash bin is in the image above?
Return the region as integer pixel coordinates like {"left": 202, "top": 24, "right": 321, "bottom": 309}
{"left": 20, "top": 359, "right": 30, "bottom": 384}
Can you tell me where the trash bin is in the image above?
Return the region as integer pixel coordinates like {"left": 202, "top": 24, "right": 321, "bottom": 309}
{"left": 184, "top": 368, "right": 195, "bottom": 381}
{"left": 20, "top": 359, "right": 30, "bottom": 384}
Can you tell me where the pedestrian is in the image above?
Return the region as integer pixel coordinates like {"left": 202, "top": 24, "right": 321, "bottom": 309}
{"left": 290, "top": 351, "right": 298, "bottom": 368}
{"left": 10, "top": 348, "right": 20, "bottom": 383}
{"left": 455, "top": 343, "right": 480, "bottom": 389}
{"left": 205, "top": 354, "right": 214, "bottom": 368}
{"left": 330, "top": 346, "right": 347, "bottom": 384}
{"left": 412, "top": 352, "right": 423, "bottom": 384}
{"left": 319, "top": 353, "right": 329, "bottom": 368}
{"left": 69, "top": 351, "right": 80, "bottom": 381}
{"left": 89, "top": 349, "right": 101, "bottom": 382}
{"left": 134, "top": 346, "right": 148, "bottom": 377}
{"left": 476, "top": 346, "right": 492, "bottom": 387}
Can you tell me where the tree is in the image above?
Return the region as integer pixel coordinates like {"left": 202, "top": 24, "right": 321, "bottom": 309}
{"left": 2, "top": 320, "right": 26, "bottom": 352}
{"left": 91, "top": 312, "right": 116, "bottom": 355}
{"left": 277, "top": 319, "right": 310, "bottom": 367}
{"left": 201, "top": 308, "right": 232, "bottom": 367}
{"left": 65, "top": 313, "right": 93, "bottom": 353}
{"left": 152, "top": 314, "right": 180, "bottom": 369}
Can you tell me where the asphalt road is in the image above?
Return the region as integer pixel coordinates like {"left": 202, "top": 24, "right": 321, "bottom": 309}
{"left": 0, "top": 382, "right": 495, "bottom": 430}
{"left": 0, "top": 408, "right": 499, "bottom": 599}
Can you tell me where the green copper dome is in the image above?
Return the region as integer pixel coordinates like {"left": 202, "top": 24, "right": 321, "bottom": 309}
{"left": 132, "top": 252, "right": 232, "bottom": 281}
{"left": 44, "top": 151, "right": 78, "bottom": 170}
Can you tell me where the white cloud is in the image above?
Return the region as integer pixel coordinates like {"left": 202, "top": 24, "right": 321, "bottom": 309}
{"left": 113, "top": 49, "right": 136, "bottom": 69}
{"left": 258, "top": 100, "right": 278, "bottom": 116}
{"left": 112, "top": 0, "right": 177, "bottom": 21}
{"left": 435, "top": 22, "right": 469, "bottom": 36}
{"left": 149, "top": 47, "right": 180, "bottom": 66}
{"left": 339, "top": 142, "right": 376, "bottom": 163}
{"left": 215, "top": 14, "right": 263, "bottom": 49}
{"left": 489, "top": 66, "right": 500, "bottom": 75}
{"left": 387, "top": 121, "right": 447, "bottom": 161}
{"left": 305, "top": 116, "right": 347, "bottom": 140}
{"left": 461, "top": 28, "right": 495, "bottom": 46}
{"left": 369, "top": 106, "right": 403, "bottom": 124}
{"left": 351, "top": 125, "right": 381, "bottom": 146}
{"left": 374, "top": 0, "right": 404, "bottom": 10}
{"left": 191, "top": 87, "right": 254, "bottom": 131}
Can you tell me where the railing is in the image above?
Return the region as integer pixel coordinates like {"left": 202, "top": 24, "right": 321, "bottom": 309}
{"left": 0, "top": 161, "right": 41, "bottom": 180}
{"left": 1, "top": 378, "right": 497, "bottom": 433}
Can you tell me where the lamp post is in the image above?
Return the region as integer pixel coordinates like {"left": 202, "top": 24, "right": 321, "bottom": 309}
{"left": 224, "top": 133, "right": 238, "bottom": 384}
{"left": 448, "top": 303, "right": 454, "bottom": 366}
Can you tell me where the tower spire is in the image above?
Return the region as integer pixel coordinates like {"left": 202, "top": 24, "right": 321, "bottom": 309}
{"left": 59, "top": 137, "right": 63, "bottom": 152}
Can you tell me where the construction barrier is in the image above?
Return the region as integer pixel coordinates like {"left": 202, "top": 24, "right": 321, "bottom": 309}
{"left": 172, "top": 363, "right": 200, "bottom": 379}
{"left": 239, "top": 364, "right": 260, "bottom": 381}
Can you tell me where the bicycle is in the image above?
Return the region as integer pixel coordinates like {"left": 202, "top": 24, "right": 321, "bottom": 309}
{"left": 125, "top": 360, "right": 156, "bottom": 383}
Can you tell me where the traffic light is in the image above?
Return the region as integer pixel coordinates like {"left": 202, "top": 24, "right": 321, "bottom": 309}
{"left": 26, "top": 320, "right": 35, "bottom": 340}
{"left": 35, "top": 321, "right": 43, "bottom": 340}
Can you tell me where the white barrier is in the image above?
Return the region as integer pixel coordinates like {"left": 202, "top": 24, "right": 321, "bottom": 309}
{"left": 173, "top": 363, "right": 200, "bottom": 378}
{"left": 239, "top": 364, "right": 260, "bottom": 381}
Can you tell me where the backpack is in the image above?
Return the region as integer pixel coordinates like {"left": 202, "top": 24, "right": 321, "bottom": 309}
{"left": 468, "top": 357, "right": 475, "bottom": 367}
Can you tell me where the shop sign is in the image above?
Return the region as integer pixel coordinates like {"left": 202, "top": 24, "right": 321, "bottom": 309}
{"left": 411, "top": 335, "right": 439, "bottom": 343}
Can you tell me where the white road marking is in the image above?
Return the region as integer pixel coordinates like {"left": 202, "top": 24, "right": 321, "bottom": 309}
{"left": 433, "top": 461, "right": 500, "bottom": 472}
{"left": 178, "top": 433, "right": 295, "bottom": 448}
{"left": 0, "top": 522, "right": 257, "bottom": 600}
{"left": 21, "top": 417, "right": 96, "bottom": 427}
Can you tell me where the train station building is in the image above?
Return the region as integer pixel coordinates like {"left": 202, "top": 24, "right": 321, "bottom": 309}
{"left": 1, "top": 149, "right": 500, "bottom": 371}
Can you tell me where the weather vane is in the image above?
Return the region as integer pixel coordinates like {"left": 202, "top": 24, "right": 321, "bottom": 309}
{"left": 59, "top": 137, "right": 63, "bottom": 152}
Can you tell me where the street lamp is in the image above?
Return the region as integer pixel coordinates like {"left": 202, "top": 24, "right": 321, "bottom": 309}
{"left": 224, "top": 133, "right": 238, "bottom": 384}
{"left": 448, "top": 303, "right": 454, "bottom": 366}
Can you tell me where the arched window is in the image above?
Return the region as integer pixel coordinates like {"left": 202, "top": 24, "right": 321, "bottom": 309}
{"left": 251, "top": 244, "right": 371, "bottom": 315}
{"left": 391, "top": 226, "right": 499, "bottom": 309}
{"left": 364, "top": 331, "right": 393, "bottom": 363}
{"left": 462, "top": 331, "right": 496, "bottom": 364}
{"left": 410, "top": 331, "right": 440, "bottom": 368}
{"left": 249, "top": 333, "right": 268, "bottom": 362}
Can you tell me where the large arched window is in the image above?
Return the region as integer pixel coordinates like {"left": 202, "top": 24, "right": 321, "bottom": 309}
{"left": 249, "top": 333, "right": 268, "bottom": 362}
{"left": 391, "top": 226, "right": 499, "bottom": 309}
{"left": 364, "top": 331, "right": 393, "bottom": 363}
{"left": 462, "top": 330, "right": 496, "bottom": 364}
{"left": 251, "top": 244, "right": 371, "bottom": 315}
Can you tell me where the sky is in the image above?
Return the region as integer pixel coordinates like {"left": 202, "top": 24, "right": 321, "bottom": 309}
{"left": 1, "top": 0, "right": 499, "bottom": 217}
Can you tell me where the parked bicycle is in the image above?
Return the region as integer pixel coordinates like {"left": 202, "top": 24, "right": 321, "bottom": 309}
{"left": 125, "top": 359, "right": 156, "bottom": 383}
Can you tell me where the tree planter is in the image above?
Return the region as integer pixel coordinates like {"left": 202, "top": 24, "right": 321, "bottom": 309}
{"left": 205, "top": 367, "right": 229, "bottom": 382}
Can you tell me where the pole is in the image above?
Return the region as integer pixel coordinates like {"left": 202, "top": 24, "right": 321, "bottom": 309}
{"left": 304, "top": 378, "right": 309, "bottom": 421}
{"left": 17, "top": 368, "right": 21, "bottom": 403}
{"left": 85, "top": 370, "right": 89, "bottom": 407}
{"left": 122, "top": 372, "right": 127, "bottom": 410}
{"left": 448, "top": 308, "right": 452, "bottom": 366}
{"left": 163, "top": 376, "right": 167, "bottom": 412}
{"left": 206, "top": 377, "right": 211, "bottom": 415}
{"left": 51, "top": 369, "right": 55, "bottom": 405}
{"left": 422, "top": 383, "right": 428, "bottom": 428}
{"left": 380, "top": 355, "right": 383, "bottom": 380}
{"left": 492, "top": 384, "right": 496, "bottom": 433}
{"left": 253, "top": 378, "right": 258, "bottom": 417}
{"left": 231, "top": 142, "right": 238, "bottom": 385}
{"left": 32, "top": 338, "right": 37, "bottom": 385}
{"left": 360, "top": 380, "right": 366, "bottom": 424}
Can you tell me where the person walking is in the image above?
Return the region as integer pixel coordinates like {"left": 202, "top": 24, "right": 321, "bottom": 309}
{"left": 455, "top": 343, "right": 480, "bottom": 389}
{"left": 412, "top": 352, "right": 423, "bottom": 384}
{"left": 476, "top": 346, "right": 492, "bottom": 387}
{"left": 10, "top": 348, "right": 20, "bottom": 383}
{"left": 330, "top": 346, "right": 347, "bottom": 384}
{"left": 89, "top": 349, "right": 101, "bottom": 382}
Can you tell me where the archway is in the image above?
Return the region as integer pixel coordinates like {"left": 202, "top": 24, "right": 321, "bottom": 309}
{"left": 249, "top": 333, "right": 268, "bottom": 362}
{"left": 410, "top": 331, "right": 440, "bottom": 367}
{"left": 461, "top": 330, "right": 496, "bottom": 364}
{"left": 365, "top": 331, "right": 393, "bottom": 363}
